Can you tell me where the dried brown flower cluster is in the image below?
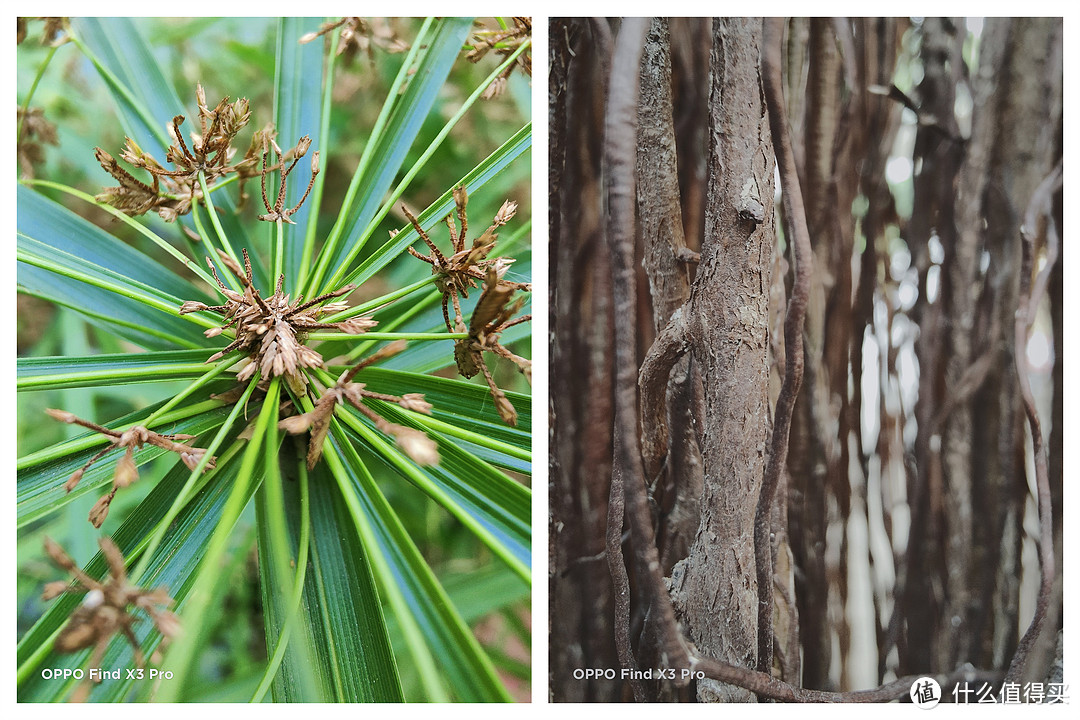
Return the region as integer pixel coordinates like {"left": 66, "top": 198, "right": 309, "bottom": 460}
{"left": 46, "top": 409, "right": 215, "bottom": 528}
{"left": 94, "top": 85, "right": 286, "bottom": 221}
{"left": 43, "top": 536, "right": 179, "bottom": 702}
{"left": 17, "top": 17, "right": 68, "bottom": 46}
{"left": 181, "top": 249, "right": 375, "bottom": 397}
{"left": 17, "top": 106, "right": 58, "bottom": 178}
{"left": 454, "top": 269, "right": 532, "bottom": 426}
{"left": 279, "top": 341, "right": 438, "bottom": 468}
{"left": 466, "top": 17, "right": 532, "bottom": 99}
{"left": 257, "top": 135, "right": 319, "bottom": 223}
{"left": 299, "top": 17, "right": 409, "bottom": 62}
{"left": 404, "top": 186, "right": 528, "bottom": 333}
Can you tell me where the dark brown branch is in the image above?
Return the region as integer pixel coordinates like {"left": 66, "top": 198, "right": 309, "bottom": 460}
{"left": 755, "top": 17, "right": 814, "bottom": 676}
{"left": 1004, "top": 162, "right": 1061, "bottom": 683}
{"left": 595, "top": 14, "right": 644, "bottom": 703}
{"left": 695, "top": 656, "right": 1001, "bottom": 703}
{"left": 604, "top": 15, "right": 692, "bottom": 687}
{"left": 637, "top": 308, "right": 690, "bottom": 479}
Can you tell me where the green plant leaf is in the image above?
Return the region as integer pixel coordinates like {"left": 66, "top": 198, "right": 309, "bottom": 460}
{"left": 261, "top": 457, "right": 403, "bottom": 701}
{"left": 323, "top": 431, "right": 511, "bottom": 701}
{"left": 18, "top": 350, "right": 211, "bottom": 390}
{"left": 310, "top": 17, "right": 475, "bottom": 293}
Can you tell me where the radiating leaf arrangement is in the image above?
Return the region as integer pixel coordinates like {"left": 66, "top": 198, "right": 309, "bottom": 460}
{"left": 17, "top": 16, "right": 531, "bottom": 703}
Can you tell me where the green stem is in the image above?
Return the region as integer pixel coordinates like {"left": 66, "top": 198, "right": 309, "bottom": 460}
{"left": 17, "top": 44, "right": 60, "bottom": 147}
{"left": 198, "top": 172, "right": 241, "bottom": 266}
{"left": 250, "top": 449, "right": 312, "bottom": 701}
{"left": 155, "top": 377, "right": 278, "bottom": 702}
{"left": 302, "top": 17, "right": 435, "bottom": 297}
{"left": 296, "top": 31, "right": 339, "bottom": 291}
{"left": 310, "top": 331, "right": 466, "bottom": 342}
{"left": 342, "top": 289, "right": 443, "bottom": 363}
{"left": 189, "top": 200, "right": 240, "bottom": 293}
{"left": 273, "top": 219, "right": 284, "bottom": 283}
{"left": 17, "top": 362, "right": 210, "bottom": 391}
{"left": 142, "top": 359, "right": 235, "bottom": 425}
{"left": 325, "top": 277, "right": 435, "bottom": 322}
{"left": 129, "top": 378, "right": 260, "bottom": 584}
{"left": 405, "top": 411, "right": 529, "bottom": 463}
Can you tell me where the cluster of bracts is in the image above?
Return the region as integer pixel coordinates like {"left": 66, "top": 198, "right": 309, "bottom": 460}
{"left": 42, "top": 80, "right": 531, "bottom": 699}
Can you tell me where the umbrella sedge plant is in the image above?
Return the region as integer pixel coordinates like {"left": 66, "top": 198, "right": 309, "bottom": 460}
{"left": 17, "top": 17, "right": 532, "bottom": 702}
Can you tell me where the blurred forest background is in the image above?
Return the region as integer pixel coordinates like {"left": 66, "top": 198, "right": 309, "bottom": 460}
{"left": 549, "top": 17, "right": 1062, "bottom": 701}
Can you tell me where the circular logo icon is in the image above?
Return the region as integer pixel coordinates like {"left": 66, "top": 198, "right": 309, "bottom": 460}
{"left": 910, "top": 677, "right": 942, "bottom": 709}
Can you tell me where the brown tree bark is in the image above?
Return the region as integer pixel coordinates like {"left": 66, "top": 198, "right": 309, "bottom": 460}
{"left": 549, "top": 16, "right": 1063, "bottom": 703}
{"left": 664, "top": 18, "right": 775, "bottom": 702}
{"left": 548, "top": 17, "right": 620, "bottom": 702}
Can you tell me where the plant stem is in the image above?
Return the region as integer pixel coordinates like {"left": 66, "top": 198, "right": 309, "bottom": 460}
{"left": 310, "top": 331, "right": 466, "bottom": 343}
{"left": 198, "top": 172, "right": 241, "bottom": 266}
{"left": 303, "top": 17, "right": 436, "bottom": 297}
{"left": 142, "top": 359, "right": 234, "bottom": 425}
{"left": 400, "top": 411, "right": 529, "bottom": 462}
{"left": 155, "top": 377, "right": 278, "bottom": 702}
{"left": 325, "top": 277, "right": 435, "bottom": 322}
{"left": 17, "top": 44, "right": 60, "bottom": 147}
{"left": 273, "top": 219, "right": 285, "bottom": 283}
{"left": 296, "top": 31, "right": 340, "bottom": 292}
{"left": 251, "top": 455, "right": 312, "bottom": 702}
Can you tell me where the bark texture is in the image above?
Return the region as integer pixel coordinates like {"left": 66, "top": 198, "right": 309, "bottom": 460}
{"left": 549, "top": 15, "right": 1063, "bottom": 703}
{"left": 666, "top": 18, "right": 774, "bottom": 702}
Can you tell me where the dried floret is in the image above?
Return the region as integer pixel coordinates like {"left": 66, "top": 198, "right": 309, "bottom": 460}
{"left": 42, "top": 536, "right": 180, "bottom": 702}
{"left": 299, "top": 17, "right": 408, "bottom": 63}
{"left": 182, "top": 249, "right": 374, "bottom": 397}
{"left": 405, "top": 186, "right": 529, "bottom": 333}
{"left": 466, "top": 17, "right": 532, "bottom": 99}
{"left": 278, "top": 341, "right": 438, "bottom": 468}
{"left": 93, "top": 84, "right": 274, "bottom": 221}
{"left": 453, "top": 269, "right": 532, "bottom": 426}
{"left": 46, "top": 409, "right": 215, "bottom": 527}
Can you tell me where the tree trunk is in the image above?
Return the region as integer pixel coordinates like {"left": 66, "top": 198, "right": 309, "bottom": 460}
{"left": 666, "top": 18, "right": 775, "bottom": 702}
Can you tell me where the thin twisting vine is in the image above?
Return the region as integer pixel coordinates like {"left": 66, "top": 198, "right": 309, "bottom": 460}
{"left": 1004, "top": 161, "right": 1061, "bottom": 684}
{"left": 754, "top": 16, "right": 813, "bottom": 677}
{"left": 603, "top": 17, "right": 690, "bottom": 697}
